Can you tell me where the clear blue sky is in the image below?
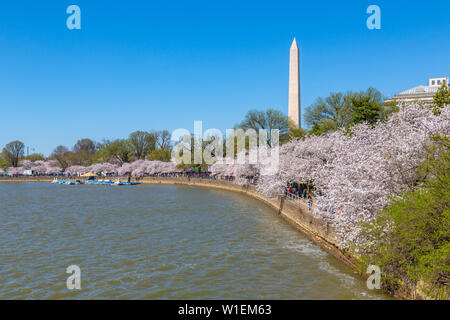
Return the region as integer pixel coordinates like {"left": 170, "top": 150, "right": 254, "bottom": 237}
{"left": 0, "top": 0, "right": 449, "bottom": 156}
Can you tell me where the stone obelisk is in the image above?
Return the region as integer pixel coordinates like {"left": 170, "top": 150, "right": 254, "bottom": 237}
{"left": 288, "top": 38, "right": 300, "bottom": 128}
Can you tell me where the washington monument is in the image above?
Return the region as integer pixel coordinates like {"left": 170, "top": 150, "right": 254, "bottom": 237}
{"left": 288, "top": 38, "right": 301, "bottom": 127}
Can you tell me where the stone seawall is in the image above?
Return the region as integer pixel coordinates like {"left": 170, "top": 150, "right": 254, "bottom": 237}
{"left": 0, "top": 176, "right": 54, "bottom": 182}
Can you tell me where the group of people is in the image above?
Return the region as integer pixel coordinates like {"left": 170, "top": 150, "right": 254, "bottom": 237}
{"left": 284, "top": 185, "right": 313, "bottom": 210}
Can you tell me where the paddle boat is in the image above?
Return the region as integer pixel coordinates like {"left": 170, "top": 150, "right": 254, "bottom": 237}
{"left": 113, "top": 179, "right": 140, "bottom": 186}
{"left": 51, "top": 177, "right": 140, "bottom": 186}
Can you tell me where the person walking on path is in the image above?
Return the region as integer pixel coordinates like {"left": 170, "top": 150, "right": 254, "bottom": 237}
{"left": 308, "top": 195, "right": 313, "bottom": 211}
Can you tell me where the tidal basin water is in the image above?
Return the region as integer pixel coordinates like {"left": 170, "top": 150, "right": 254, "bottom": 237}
{"left": 0, "top": 183, "right": 390, "bottom": 299}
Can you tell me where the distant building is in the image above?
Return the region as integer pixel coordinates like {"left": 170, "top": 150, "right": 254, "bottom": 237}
{"left": 23, "top": 170, "right": 34, "bottom": 176}
{"left": 386, "top": 77, "right": 449, "bottom": 103}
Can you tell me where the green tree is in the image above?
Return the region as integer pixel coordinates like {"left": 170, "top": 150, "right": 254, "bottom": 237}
{"left": 23, "top": 153, "right": 45, "bottom": 162}
{"left": 304, "top": 92, "right": 354, "bottom": 134}
{"left": 148, "top": 148, "right": 172, "bottom": 162}
{"left": 128, "top": 131, "right": 157, "bottom": 160}
{"left": 97, "top": 139, "right": 132, "bottom": 165}
{"left": 2, "top": 140, "right": 25, "bottom": 167}
{"left": 289, "top": 127, "right": 308, "bottom": 141}
{"left": 237, "top": 109, "right": 290, "bottom": 146}
{"left": 350, "top": 95, "right": 381, "bottom": 126}
{"left": 432, "top": 83, "right": 450, "bottom": 115}
{"left": 309, "top": 119, "right": 336, "bottom": 136}
{"left": 0, "top": 155, "right": 9, "bottom": 170}
{"left": 305, "top": 87, "right": 384, "bottom": 135}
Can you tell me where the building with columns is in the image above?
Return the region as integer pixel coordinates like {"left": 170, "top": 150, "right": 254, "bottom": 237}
{"left": 386, "top": 77, "right": 448, "bottom": 103}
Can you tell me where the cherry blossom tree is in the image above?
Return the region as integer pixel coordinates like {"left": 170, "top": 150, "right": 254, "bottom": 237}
{"left": 117, "top": 160, "right": 178, "bottom": 177}
{"left": 210, "top": 148, "right": 271, "bottom": 185}
{"left": 87, "top": 163, "right": 119, "bottom": 175}
{"left": 6, "top": 166, "right": 24, "bottom": 175}
{"left": 65, "top": 165, "right": 89, "bottom": 176}
{"left": 17, "top": 160, "right": 63, "bottom": 175}
{"left": 258, "top": 103, "right": 450, "bottom": 246}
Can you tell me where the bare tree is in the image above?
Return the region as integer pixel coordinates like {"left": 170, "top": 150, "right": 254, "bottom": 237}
{"left": 157, "top": 130, "right": 172, "bottom": 150}
{"left": 73, "top": 138, "right": 97, "bottom": 154}
{"left": 50, "top": 145, "right": 70, "bottom": 171}
{"left": 2, "top": 140, "right": 25, "bottom": 167}
{"left": 72, "top": 138, "right": 98, "bottom": 166}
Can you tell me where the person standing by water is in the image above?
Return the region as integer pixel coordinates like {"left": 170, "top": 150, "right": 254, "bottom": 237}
{"left": 127, "top": 173, "right": 131, "bottom": 183}
{"left": 291, "top": 186, "right": 297, "bottom": 196}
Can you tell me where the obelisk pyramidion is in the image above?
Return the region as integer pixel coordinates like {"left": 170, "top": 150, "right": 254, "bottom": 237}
{"left": 288, "top": 38, "right": 301, "bottom": 128}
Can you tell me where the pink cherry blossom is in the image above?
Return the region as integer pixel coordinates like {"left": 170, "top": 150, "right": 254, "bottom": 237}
{"left": 258, "top": 103, "right": 450, "bottom": 246}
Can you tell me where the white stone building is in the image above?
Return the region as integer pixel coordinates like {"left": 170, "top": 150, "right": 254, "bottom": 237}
{"left": 386, "top": 77, "right": 448, "bottom": 103}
